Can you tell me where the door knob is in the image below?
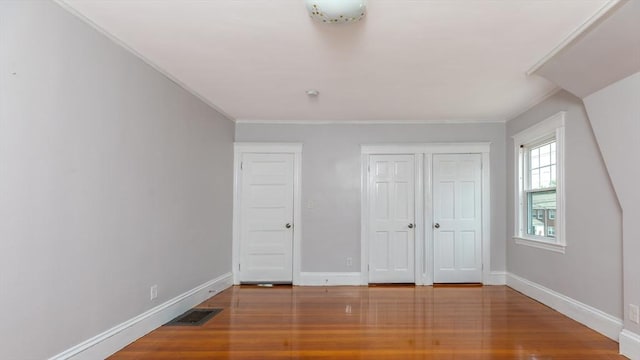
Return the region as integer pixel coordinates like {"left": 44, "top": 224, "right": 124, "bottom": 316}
{"left": 408, "top": 223, "right": 414, "bottom": 229}
{"left": 285, "top": 223, "right": 292, "bottom": 229}
{"left": 434, "top": 223, "right": 440, "bottom": 229}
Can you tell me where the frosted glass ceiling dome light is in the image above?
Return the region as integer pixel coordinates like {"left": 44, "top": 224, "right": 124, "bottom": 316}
{"left": 305, "top": 0, "right": 366, "bottom": 24}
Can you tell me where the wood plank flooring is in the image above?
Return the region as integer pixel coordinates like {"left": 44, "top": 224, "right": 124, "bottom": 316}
{"left": 109, "top": 285, "right": 624, "bottom": 359}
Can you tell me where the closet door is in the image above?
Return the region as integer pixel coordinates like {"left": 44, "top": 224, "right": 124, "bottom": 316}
{"left": 433, "top": 154, "right": 482, "bottom": 283}
{"left": 369, "top": 155, "right": 416, "bottom": 283}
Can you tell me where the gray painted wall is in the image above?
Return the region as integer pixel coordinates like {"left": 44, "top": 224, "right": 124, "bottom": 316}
{"left": 235, "top": 123, "right": 506, "bottom": 273}
{"left": 0, "top": 2, "right": 234, "bottom": 359}
{"left": 583, "top": 72, "right": 640, "bottom": 334}
{"left": 506, "top": 90, "right": 622, "bottom": 318}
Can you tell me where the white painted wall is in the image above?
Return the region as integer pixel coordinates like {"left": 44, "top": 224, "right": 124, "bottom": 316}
{"left": 234, "top": 123, "right": 506, "bottom": 274}
{"left": 0, "top": 2, "right": 234, "bottom": 359}
{"left": 506, "top": 90, "right": 623, "bottom": 319}
{"left": 584, "top": 72, "right": 640, "bottom": 337}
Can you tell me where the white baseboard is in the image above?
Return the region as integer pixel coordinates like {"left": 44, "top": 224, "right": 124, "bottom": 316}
{"left": 50, "top": 272, "right": 233, "bottom": 360}
{"left": 506, "top": 273, "right": 622, "bottom": 341}
{"left": 485, "top": 271, "right": 507, "bottom": 285}
{"left": 298, "top": 272, "right": 362, "bottom": 286}
{"left": 620, "top": 329, "right": 640, "bottom": 359}
{"left": 297, "top": 271, "right": 506, "bottom": 286}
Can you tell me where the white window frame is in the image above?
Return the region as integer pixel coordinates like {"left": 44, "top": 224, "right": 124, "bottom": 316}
{"left": 513, "top": 111, "right": 566, "bottom": 253}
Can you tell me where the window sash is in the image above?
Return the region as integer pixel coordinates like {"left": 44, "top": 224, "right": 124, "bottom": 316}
{"left": 524, "top": 188, "right": 556, "bottom": 239}
{"left": 524, "top": 138, "right": 556, "bottom": 192}
{"left": 525, "top": 187, "right": 556, "bottom": 194}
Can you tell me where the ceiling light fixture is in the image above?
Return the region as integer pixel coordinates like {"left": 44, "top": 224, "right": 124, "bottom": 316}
{"left": 306, "top": 89, "right": 320, "bottom": 96}
{"left": 305, "top": 0, "right": 366, "bottom": 24}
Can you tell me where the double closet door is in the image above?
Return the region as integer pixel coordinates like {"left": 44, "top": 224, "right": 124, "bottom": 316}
{"left": 368, "top": 153, "right": 483, "bottom": 284}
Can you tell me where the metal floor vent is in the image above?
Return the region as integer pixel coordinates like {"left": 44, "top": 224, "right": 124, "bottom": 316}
{"left": 164, "top": 308, "right": 222, "bottom": 326}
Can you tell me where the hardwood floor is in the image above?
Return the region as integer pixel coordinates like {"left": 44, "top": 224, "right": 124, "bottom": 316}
{"left": 109, "top": 285, "right": 624, "bottom": 359}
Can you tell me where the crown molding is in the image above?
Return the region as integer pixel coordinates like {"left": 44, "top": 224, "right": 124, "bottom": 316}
{"left": 504, "top": 87, "right": 562, "bottom": 122}
{"left": 234, "top": 118, "right": 505, "bottom": 125}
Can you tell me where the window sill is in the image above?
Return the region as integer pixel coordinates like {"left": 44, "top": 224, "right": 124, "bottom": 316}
{"left": 513, "top": 236, "right": 566, "bottom": 254}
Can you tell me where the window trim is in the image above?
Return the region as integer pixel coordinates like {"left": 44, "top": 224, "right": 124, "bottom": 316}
{"left": 512, "top": 111, "right": 566, "bottom": 253}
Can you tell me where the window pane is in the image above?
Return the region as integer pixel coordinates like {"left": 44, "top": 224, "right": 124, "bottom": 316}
{"left": 526, "top": 190, "right": 556, "bottom": 238}
{"left": 540, "top": 166, "right": 551, "bottom": 188}
{"left": 540, "top": 144, "right": 551, "bottom": 167}
{"left": 530, "top": 169, "right": 540, "bottom": 189}
{"left": 530, "top": 148, "right": 539, "bottom": 169}
{"left": 551, "top": 165, "right": 556, "bottom": 186}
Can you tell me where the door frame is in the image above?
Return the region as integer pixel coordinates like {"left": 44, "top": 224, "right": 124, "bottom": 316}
{"left": 232, "top": 142, "right": 303, "bottom": 285}
{"left": 361, "top": 143, "right": 491, "bottom": 285}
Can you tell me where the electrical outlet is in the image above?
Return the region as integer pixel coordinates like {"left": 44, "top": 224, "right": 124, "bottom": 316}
{"left": 346, "top": 257, "right": 353, "bottom": 267}
{"left": 150, "top": 285, "right": 158, "bottom": 301}
{"left": 630, "top": 304, "right": 640, "bottom": 324}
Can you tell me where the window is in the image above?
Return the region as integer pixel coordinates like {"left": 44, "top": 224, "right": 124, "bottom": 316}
{"left": 547, "top": 226, "right": 555, "bottom": 237}
{"left": 526, "top": 140, "right": 556, "bottom": 237}
{"left": 513, "top": 112, "right": 565, "bottom": 253}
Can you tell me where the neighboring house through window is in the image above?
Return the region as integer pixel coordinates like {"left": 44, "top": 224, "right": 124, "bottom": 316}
{"left": 513, "top": 112, "right": 565, "bottom": 253}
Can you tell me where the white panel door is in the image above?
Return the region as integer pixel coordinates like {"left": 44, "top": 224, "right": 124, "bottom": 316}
{"left": 239, "top": 153, "right": 294, "bottom": 283}
{"left": 369, "top": 155, "right": 415, "bottom": 283}
{"left": 433, "top": 154, "right": 482, "bottom": 283}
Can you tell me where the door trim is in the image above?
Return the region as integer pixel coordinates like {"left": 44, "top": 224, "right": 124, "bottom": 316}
{"left": 232, "top": 143, "right": 303, "bottom": 285}
{"left": 360, "top": 143, "right": 491, "bottom": 285}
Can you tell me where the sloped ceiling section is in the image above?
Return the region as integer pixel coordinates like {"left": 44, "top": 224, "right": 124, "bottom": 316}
{"left": 59, "top": 0, "right": 612, "bottom": 122}
{"left": 533, "top": 0, "right": 640, "bottom": 99}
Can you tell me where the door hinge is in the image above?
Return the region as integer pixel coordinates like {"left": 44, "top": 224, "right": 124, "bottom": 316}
{"left": 238, "top": 263, "right": 241, "bottom": 271}
{"left": 368, "top": 264, "right": 370, "bottom": 271}
{"left": 240, "top": 161, "right": 243, "bottom": 170}
{"left": 367, "top": 165, "right": 370, "bottom": 172}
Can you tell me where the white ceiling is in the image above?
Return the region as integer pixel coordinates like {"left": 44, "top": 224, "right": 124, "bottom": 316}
{"left": 60, "top": 0, "right": 612, "bottom": 123}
